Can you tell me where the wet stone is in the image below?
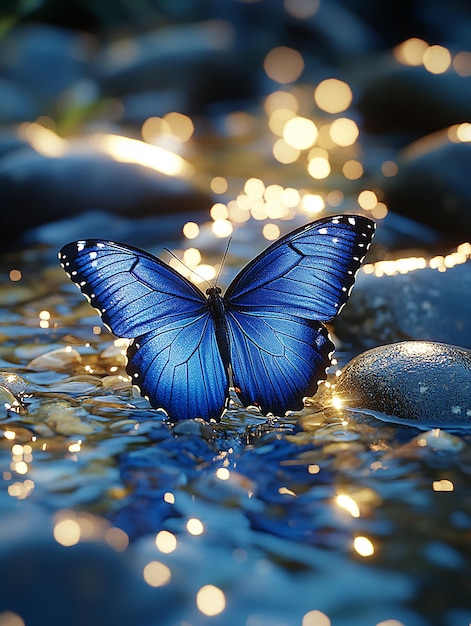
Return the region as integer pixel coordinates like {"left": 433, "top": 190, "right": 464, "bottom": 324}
{"left": 0, "top": 150, "right": 211, "bottom": 241}
{"left": 27, "top": 346, "right": 83, "bottom": 372}
{"left": 382, "top": 136, "right": 471, "bottom": 240}
{"left": 358, "top": 59, "right": 471, "bottom": 137}
{"left": 335, "top": 260, "right": 471, "bottom": 349}
{"left": 336, "top": 341, "right": 471, "bottom": 429}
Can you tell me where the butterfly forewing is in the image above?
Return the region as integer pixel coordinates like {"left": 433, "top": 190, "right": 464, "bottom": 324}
{"left": 224, "top": 215, "right": 375, "bottom": 321}
{"left": 59, "top": 240, "right": 208, "bottom": 338}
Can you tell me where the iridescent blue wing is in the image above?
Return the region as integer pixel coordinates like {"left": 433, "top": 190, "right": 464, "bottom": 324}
{"left": 224, "top": 214, "right": 375, "bottom": 415}
{"left": 224, "top": 214, "right": 375, "bottom": 321}
{"left": 226, "top": 310, "right": 333, "bottom": 415}
{"left": 59, "top": 240, "right": 228, "bottom": 421}
{"left": 127, "top": 315, "right": 228, "bottom": 422}
{"left": 59, "top": 240, "right": 207, "bottom": 338}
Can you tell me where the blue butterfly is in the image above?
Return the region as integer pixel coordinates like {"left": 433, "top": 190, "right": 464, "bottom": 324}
{"left": 59, "top": 214, "right": 374, "bottom": 422}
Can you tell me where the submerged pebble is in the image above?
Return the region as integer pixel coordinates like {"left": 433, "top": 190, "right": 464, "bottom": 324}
{"left": 27, "top": 346, "right": 83, "bottom": 372}
{"left": 335, "top": 341, "right": 471, "bottom": 429}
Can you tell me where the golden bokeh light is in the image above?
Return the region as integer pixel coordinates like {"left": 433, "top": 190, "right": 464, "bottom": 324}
{"left": 183, "top": 248, "right": 201, "bottom": 267}
{"left": 308, "top": 155, "right": 331, "bottom": 180}
{"left": 155, "top": 530, "right": 178, "bottom": 553}
{"left": 283, "top": 116, "right": 318, "bottom": 150}
{"left": 342, "top": 160, "right": 363, "bottom": 180}
{"left": 371, "top": 202, "right": 388, "bottom": 220}
{"left": 393, "top": 38, "right": 428, "bottom": 66}
{"left": 9, "top": 269, "right": 22, "bottom": 282}
{"left": 301, "top": 194, "right": 324, "bottom": 214}
{"left": 183, "top": 221, "right": 200, "bottom": 239}
{"left": 268, "top": 107, "right": 297, "bottom": 136}
{"left": 54, "top": 518, "right": 81, "bottom": 547}
{"left": 453, "top": 50, "right": 471, "bottom": 76}
{"left": 216, "top": 467, "right": 230, "bottom": 480}
{"left": 335, "top": 494, "right": 360, "bottom": 518}
{"left": 20, "top": 122, "right": 67, "bottom": 157}
{"left": 358, "top": 189, "right": 378, "bottom": 210}
{"left": 264, "top": 46, "right": 304, "bottom": 84}
{"left": 423, "top": 44, "right": 452, "bottom": 74}
{"left": 326, "top": 189, "right": 344, "bottom": 207}
{"left": 187, "top": 518, "right": 204, "bottom": 536}
{"left": 196, "top": 585, "right": 226, "bottom": 616}
{"left": 263, "top": 223, "right": 281, "bottom": 240}
{"left": 280, "top": 187, "right": 301, "bottom": 207}
{"left": 381, "top": 160, "right": 399, "bottom": 177}
{"left": 456, "top": 122, "right": 471, "bottom": 142}
{"left": 432, "top": 479, "right": 454, "bottom": 492}
{"left": 143, "top": 561, "right": 172, "bottom": 587}
{"left": 210, "top": 176, "right": 228, "bottom": 194}
{"left": 328, "top": 118, "right": 359, "bottom": 146}
{"left": 273, "top": 138, "right": 300, "bottom": 163}
{"left": 164, "top": 491, "right": 175, "bottom": 504}
{"left": 353, "top": 535, "right": 375, "bottom": 557}
{"left": 141, "top": 116, "right": 171, "bottom": 143}
{"left": 105, "top": 526, "right": 129, "bottom": 552}
{"left": 212, "top": 219, "right": 233, "bottom": 238}
{"left": 302, "top": 609, "right": 331, "bottom": 626}
{"left": 264, "top": 184, "right": 284, "bottom": 202}
{"left": 244, "top": 177, "right": 265, "bottom": 198}
{"left": 96, "top": 134, "right": 192, "bottom": 177}
{"left": 210, "top": 203, "right": 229, "bottom": 220}
{"left": 0, "top": 612, "right": 25, "bottom": 626}
{"left": 264, "top": 90, "right": 299, "bottom": 115}
{"left": 314, "top": 78, "right": 353, "bottom": 114}
{"left": 163, "top": 111, "right": 194, "bottom": 141}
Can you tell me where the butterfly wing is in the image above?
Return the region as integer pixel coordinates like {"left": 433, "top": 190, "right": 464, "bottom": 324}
{"left": 224, "top": 214, "right": 375, "bottom": 415}
{"left": 226, "top": 310, "right": 333, "bottom": 415}
{"left": 127, "top": 315, "right": 228, "bottom": 422}
{"left": 224, "top": 214, "right": 375, "bottom": 321}
{"left": 59, "top": 240, "right": 228, "bottom": 421}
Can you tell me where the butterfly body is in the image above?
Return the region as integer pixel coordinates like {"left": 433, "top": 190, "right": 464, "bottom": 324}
{"left": 59, "top": 214, "right": 375, "bottom": 421}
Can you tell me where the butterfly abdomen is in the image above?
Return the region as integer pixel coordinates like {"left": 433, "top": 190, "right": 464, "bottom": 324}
{"left": 206, "top": 287, "right": 231, "bottom": 372}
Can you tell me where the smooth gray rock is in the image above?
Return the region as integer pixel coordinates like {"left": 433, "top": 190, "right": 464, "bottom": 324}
{"left": 336, "top": 341, "right": 471, "bottom": 428}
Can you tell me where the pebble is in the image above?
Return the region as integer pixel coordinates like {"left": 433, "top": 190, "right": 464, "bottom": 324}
{"left": 27, "top": 346, "right": 83, "bottom": 372}
{"left": 335, "top": 341, "right": 471, "bottom": 429}
{"left": 39, "top": 400, "right": 99, "bottom": 435}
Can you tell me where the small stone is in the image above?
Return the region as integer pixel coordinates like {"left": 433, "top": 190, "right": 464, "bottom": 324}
{"left": 0, "top": 385, "right": 23, "bottom": 415}
{"left": 27, "top": 346, "right": 82, "bottom": 372}
{"left": 40, "top": 400, "right": 98, "bottom": 435}
{"left": 0, "top": 372, "right": 29, "bottom": 396}
{"left": 335, "top": 341, "right": 471, "bottom": 429}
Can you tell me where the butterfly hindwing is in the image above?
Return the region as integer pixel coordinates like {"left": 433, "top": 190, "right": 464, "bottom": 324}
{"left": 227, "top": 310, "right": 334, "bottom": 415}
{"left": 127, "top": 315, "right": 228, "bottom": 422}
{"left": 225, "top": 215, "right": 375, "bottom": 321}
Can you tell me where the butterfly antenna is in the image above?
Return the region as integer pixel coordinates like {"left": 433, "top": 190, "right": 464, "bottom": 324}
{"left": 215, "top": 237, "right": 232, "bottom": 287}
{"left": 164, "top": 248, "right": 212, "bottom": 289}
